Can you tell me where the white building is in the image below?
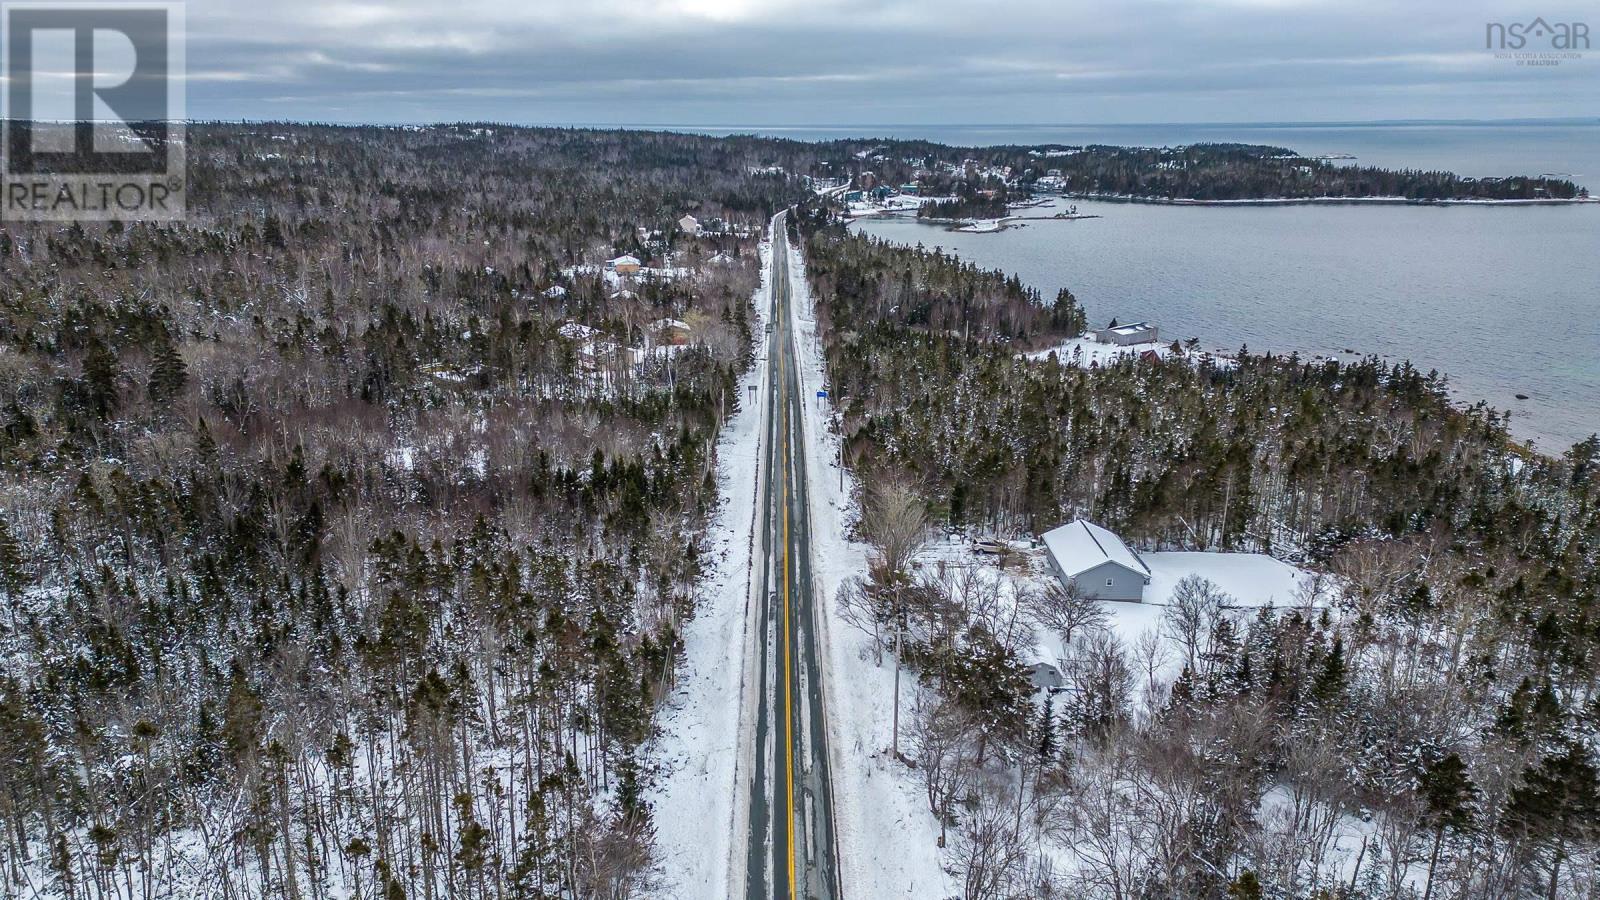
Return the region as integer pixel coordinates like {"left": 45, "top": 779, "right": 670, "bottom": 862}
{"left": 1094, "top": 322, "right": 1159, "bottom": 346}
{"left": 677, "top": 214, "right": 700, "bottom": 235}
{"left": 1040, "top": 519, "right": 1151, "bottom": 602}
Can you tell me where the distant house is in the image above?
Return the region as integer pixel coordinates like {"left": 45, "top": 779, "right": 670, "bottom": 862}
{"left": 610, "top": 254, "right": 642, "bottom": 275}
{"left": 558, "top": 322, "right": 600, "bottom": 342}
{"left": 1040, "top": 519, "right": 1151, "bottom": 602}
{"left": 844, "top": 190, "right": 864, "bottom": 202}
{"left": 707, "top": 251, "right": 736, "bottom": 266}
{"left": 650, "top": 318, "right": 693, "bottom": 346}
{"left": 899, "top": 183, "right": 920, "bottom": 196}
{"left": 1094, "top": 321, "right": 1159, "bottom": 346}
{"left": 1138, "top": 349, "right": 1162, "bottom": 364}
{"left": 677, "top": 214, "right": 700, "bottom": 235}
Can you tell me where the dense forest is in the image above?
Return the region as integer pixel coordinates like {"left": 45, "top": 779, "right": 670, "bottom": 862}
{"left": 794, "top": 201, "right": 1600, "bottom": 898}
{"left": 916, "top": 188, "right": 1014, "bottom": 222}
{"left": 0, "top": 124, "right": 825, "bottom": 899}
{"left": 829, "top": 140, "right": 1586, "bottom": 202}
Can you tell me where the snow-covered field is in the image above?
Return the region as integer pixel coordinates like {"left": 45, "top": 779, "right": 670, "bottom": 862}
{"left": 1023, "top": 335, "right": 1170, "bottom": 367}
{"left": 843, "top": 195, "right": 954, "bottom": 218}
{"left": 951, "top": 217, "right": 1017, "bottom": 233}
{"left": 1143, "top": 550, "right": 1322, "bottom": 609}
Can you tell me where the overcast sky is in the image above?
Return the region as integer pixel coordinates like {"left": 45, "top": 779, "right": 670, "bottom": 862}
{"left": 180, "top": 0, "right": 1596, "bottom": 125}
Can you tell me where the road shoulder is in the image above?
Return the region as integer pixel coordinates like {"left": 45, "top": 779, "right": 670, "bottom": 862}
{"left": 643, "top": 228, "right": 775, "bottom": 899}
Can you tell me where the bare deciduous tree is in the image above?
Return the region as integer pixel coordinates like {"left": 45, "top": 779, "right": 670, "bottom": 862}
{"left": 1026, "top": 579, "right": 1107, "bottom": 650}
{"left": 1163, "top": 575, "right": 1229, "bottom": 674}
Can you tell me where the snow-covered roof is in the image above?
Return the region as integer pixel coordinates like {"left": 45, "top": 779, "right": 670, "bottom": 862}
{"left": 542, "top": 285, "right": 567, "bottom": 298}
{"left": 610, "top": 254, "right": 641, "bottom": 267}
{"left": 1041, "top": 520, "right": 1150, "bottom": 579}
{"left": 1107, "top": 322, "right": 1154, "bottom": 335}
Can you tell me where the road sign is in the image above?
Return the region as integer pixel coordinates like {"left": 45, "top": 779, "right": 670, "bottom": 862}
{"left": 816, "top": 390, "right": 828, "bottom": 399}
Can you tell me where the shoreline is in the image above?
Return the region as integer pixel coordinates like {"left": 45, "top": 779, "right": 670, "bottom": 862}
{"left": 845, "top": 213, "right": 1592, "bottom": 453}
{"left": 1026, "top": 335, "right": 1556, "bottom": 460}
{"left": 1056, "top": 191, "right": 1597, "bottom": 207}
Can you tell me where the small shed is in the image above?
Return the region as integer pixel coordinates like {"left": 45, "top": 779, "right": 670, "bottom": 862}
{"left": 1040, "top": 519, "right": 1151, "bottom": 602}
{"left": 610, "top": 254, "right": 642, "bottom": 275}
{"left": 1027, "top": 661, "right": 1064, "bottom": 693}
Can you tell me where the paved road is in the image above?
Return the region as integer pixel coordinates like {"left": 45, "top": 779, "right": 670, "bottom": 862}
{"left": 745, "top": 212, "right": 841, "bottom": 900}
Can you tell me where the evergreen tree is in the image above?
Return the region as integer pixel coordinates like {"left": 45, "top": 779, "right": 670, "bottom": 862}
{"left": 1227, "top": 870, "right": 1263, "bottom": 899}
{"left": 1420, "top": 752, "right": 1477, "bottom": 900}
{"left": 1501, "top": 743, "right": 1600, "bottom": 899}
{"left": 0, "top": 518, "right": 28, "bottom": 604}
{"left": 148, "top": 326, "right": 189, "bottom": 403}
{"left": 1311, "top": 636, "right": 1345, "bottom": 705}
{"left": 83, "top": 333, "right": 121, "bottom": 419}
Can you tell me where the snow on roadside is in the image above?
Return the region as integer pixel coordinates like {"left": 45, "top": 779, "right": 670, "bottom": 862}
{"left": 643, "top": 236, "right": 773, "bottom": 899}
{"left": 784, "top": 233, "right": 958, "bottom": 898}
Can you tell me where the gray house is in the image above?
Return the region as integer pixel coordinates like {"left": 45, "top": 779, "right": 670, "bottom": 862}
{"left": 1094, "top": 321, "right": 1159, "bottom": 346}
{"left": 1041, "top": 519, "right": 1151, "bottom": 602}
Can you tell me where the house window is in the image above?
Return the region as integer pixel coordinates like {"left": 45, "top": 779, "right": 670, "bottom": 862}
{"left": 1106, "top": 578, "right": 1115, "bottom": 587}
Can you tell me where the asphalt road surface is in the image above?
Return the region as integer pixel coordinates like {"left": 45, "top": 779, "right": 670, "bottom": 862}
{"left": 744, "top": 212, "right": 841, "bottom": 900}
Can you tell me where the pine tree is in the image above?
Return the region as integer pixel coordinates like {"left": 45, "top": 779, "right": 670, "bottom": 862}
{"left": 1311, "top": 636, "right": 1345, "bottom": 705}
{"left": 1502, "top": 743, "right": 1600, "bottom": 899}
{"left": 1420, "top": 753, "right": 1476, "bottom": 900}
{"left": 83, "top": 333, "right": 121, "bottom": 419}
{"left": 1227, "top": 870, "right": 1263, "bottom": 899}
{"left": 148, "top": 327, "right": 189, "bottom": 403}
{"left": 0, "top": 518, "right": 28, "bottom": 604}
{"left": 1036, "top": 695, "right": 1057, "bottom": 762}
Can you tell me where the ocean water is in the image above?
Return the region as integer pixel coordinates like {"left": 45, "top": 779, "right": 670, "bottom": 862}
{"left": 854, "top": 195, "right": 1600, "bottom": 452}
{"left": 634, "top": 119, "right": 1600, "bottom": 449}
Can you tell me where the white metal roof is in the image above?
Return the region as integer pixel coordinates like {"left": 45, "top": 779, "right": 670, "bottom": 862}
{"left": 1041, "top": 519, "right": 1150, "bottom": 579}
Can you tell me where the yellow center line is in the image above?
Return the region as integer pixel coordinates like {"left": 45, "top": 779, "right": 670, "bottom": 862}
{"left": 780, "top": 318, "right": 798, "bottom": 898}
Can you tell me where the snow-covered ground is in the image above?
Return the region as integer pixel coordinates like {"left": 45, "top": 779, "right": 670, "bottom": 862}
{"left": 643, "top": 235, "right": 772, "bottom": 898}
{"left": 1023, "top": 335, "right": 1170, "bottom": 366}
{"left": 843, "top": 194, "right": 955, "bottom": 218}
{"left": 951, "top": 217, "right": 1017, "bottom": 233}
{"left": 1143, "top": 550, "right": 1322, "bottom": 609}
{"left": 785, "top": 232, "right": 959, "bottom": 898}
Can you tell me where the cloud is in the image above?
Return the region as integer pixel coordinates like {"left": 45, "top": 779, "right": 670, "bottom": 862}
{"left": 177, "top": 0, "right": 1598, "bottom": 124}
